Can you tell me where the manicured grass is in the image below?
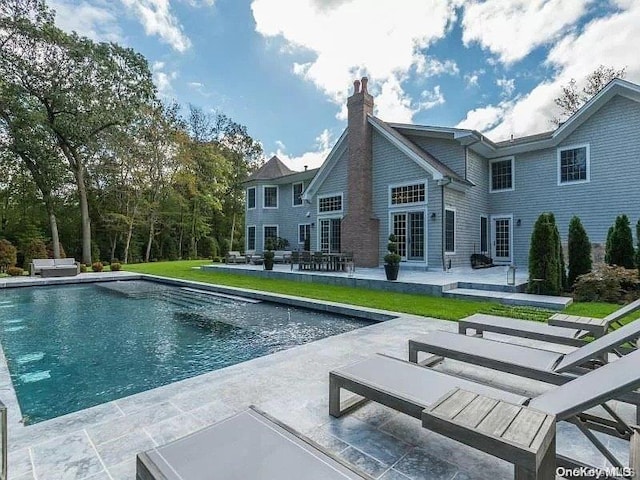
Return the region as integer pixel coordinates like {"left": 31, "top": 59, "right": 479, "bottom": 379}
{"left": 123, "top": 260, "right": 626, "bottom": 322}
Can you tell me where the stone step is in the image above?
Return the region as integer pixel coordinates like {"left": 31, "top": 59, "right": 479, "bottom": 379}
{"left": 443, "top": 288, "right": 572, "bottom": 310}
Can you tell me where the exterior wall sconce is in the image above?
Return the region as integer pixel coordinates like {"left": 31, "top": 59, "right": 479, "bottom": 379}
{"left": 516, "top": 219, "right": 522, "bottom": 227}
{"left": 311, "top": 222, "right": 315, "bottom": 228}
{"left": 507, "top": 264, "right": 517, "bottom": 285}
{"left": 430, "top": 212, "right": 437, "bottom": 221}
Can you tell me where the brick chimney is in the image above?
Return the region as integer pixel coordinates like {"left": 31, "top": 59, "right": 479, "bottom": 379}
{"left": 341, "top": 77, "right": 380, "bottom": 267}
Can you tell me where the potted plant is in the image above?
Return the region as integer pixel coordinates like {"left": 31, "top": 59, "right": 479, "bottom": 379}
{"left": 384, "top": 234, "right": 401, "bottom": 281}
{"left": 263, "top": 238, "right": 275, "bottom": 271}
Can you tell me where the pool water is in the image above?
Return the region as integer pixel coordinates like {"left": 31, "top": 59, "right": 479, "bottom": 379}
{"left": 0, "top": 281, "right": 373, "bottom": 424}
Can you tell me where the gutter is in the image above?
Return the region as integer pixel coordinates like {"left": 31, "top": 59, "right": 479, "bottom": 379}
{"left": 437, "top": 178, "right": 453, "bottom": 270}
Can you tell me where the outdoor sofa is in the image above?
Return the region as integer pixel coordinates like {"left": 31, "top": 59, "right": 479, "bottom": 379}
{"left": 273, "top": 250, "right": 292, "bottom": 263}
{"left": 29, "top": 258, "right": 80, "bottom": 277}
{"left": 225, "top": 251, "right": 246, "bottom": 264}
{"left": 137, "top": 406, "right": 372, "bottom": 480}
{"left": 329, "top": 350, "right": 640, "bottom": 478}
{"left": 457, "top": 298, "right": 640, "bottom": 346}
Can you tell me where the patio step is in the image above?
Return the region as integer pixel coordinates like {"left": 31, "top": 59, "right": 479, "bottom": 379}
{"left": 443, "top": 288, "right": 572, "bottom": 310}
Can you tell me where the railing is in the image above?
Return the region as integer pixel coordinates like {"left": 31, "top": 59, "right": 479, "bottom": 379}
{"left": 0, "top": 400, "right": 6, "bottom": 480}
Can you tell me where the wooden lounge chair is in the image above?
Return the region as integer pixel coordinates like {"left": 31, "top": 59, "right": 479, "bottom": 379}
{"left": 330, "top": 351, "right": 640, "bottom": 478}
{"left": 459, "top": 299, "right": 640, "bottom": 345}
{"left": 408, "top": 318, "right": 640, "bottom": 420}
{"left": 137, "top": 406, "right": 373, "bottom": 480}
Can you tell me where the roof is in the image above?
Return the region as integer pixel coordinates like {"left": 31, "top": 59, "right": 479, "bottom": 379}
{"left": 246, "top": 156, "right": 294, "bottom": 181}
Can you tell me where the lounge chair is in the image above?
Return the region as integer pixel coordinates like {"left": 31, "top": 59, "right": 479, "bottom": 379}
{"left": 408, "top": 318, "right": 640, "bottom": 419}
{"left": 330, "top": 350, "right": 640, "bottom": 477}
{"left": 459, "top": 299, "right": 640, "bottom": 345}
{"left": 137, "top": 406, "right": 372, "bottom": 480}
{"left": 225, "top": 251, "right": 246, "bottom": 264}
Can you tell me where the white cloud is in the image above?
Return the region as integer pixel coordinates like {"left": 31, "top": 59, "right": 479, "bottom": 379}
{"left": 152, "top": 61, "right": 178, "bottom": 98}
{"left": 496, "top": 77, "right": 515, "bottom": 97}
{"left": 252, "top": 0, "right": 461, "bottom": 122}
{"left": 121, "top": 0, "right": 192, "bottom": 52}
{"left": 182, "top": 0, "right": 215, "bottom": 6}
{"left": 415, "top": 56, "right": 459, "bottom": 77}
{"left": 272, "top": 129, "right": 335, "bottom": 170}
{"left": 418, "top": 85, "right": 445, "bottom": 110}
{"left": 463, "top": 71, "right": 481, "bottom": 88}
{"left": 50, "top": 0, "right": 122, "bottom": 42}
{"left": 461, "top": 0, "right": 590, "bottom": 64}
{"left": 459, "top": 2, "right": 640, "bottom": 141}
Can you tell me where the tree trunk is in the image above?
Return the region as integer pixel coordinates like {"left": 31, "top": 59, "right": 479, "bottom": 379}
{"left": 229, "top": 212, "right": 236, "bottom": 252}
{"left": 145, "top": 218, "right": 155, "bottom": 263}
{"left": 110, "top": 235, "right": 117, "bottom": 261}
{"left": 44, "top": 197, "right": 61, "bottom": 259}
{"left": 74, "top": 166, "right": 92, "bottom": 264}
{"left": 123, "top": 219, "right": 134, "bottom": 264}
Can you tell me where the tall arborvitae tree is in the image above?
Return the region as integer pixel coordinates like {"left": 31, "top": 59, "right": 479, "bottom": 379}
{"left": 528, "top": 213, "right": 561, "bottom": 295}
{"left": 548, "top": 213, "right": 567, "bottom": 291}
{"left": 607, "top": 214, "right": 635, "bottom": 268}
{"left": 567, "top": 216, "right": 592, "bottom": 287}
{"left": 636, "top": 219, "right": 640, "bottom": 275}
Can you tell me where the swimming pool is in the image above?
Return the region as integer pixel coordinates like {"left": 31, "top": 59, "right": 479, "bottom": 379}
{"left": 0, "top": 280, "right": 374, "bottom": 424}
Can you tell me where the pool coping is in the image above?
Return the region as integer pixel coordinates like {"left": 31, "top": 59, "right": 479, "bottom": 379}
{"left": 0, "top": 273, "right": 399, "bottom": 437}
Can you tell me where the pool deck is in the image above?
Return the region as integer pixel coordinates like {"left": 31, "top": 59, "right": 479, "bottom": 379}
{"left": 1, "top": 275, "right": 628, "bottom": 480}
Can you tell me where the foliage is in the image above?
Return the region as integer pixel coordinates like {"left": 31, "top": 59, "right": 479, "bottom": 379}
{"left": 553, "top": 65, "right": 627, "bottom": 125}
{"left": 273, "top": 237, "right": 289, "bottom": 250}
{"left": 606, "top": 214, "right": 635, "bottom": 268}
{"left": 636, "top": 220, "right": 640, "bottom": 276}
{"left": 605, "top": 226, "right": 614, "bottom": 264}
{"left": 22, "top": 237, "right": 47, "bottom": 269}
{"left": 0, "top": 239, "right": 17, "bottom": 271}
{"left": 91, "top": 261, "right": 103, "bottom": 272}
{"left": 6, "top": 266, "right": 24, "bottom": 276}
{"left": 264, "top": 238, "right": 275, "bottom": 251}
{"left": 384, "top": 234, "right": 401, "bottom": 265}
{"left": 573, "top": 264, "right": 640, "bottom": 303}
{"left": 527, "top": 213, "right": 562, "bottom": 295}
{"left": 549, "top": 213, "right": 567, "bottom": 291}
{"left": 567, "top": 216, "right": 592, "bottom": 287}
{"left": 80, "top": 263, "right": 87, "bottom": 273}
{"left": 110, "top": 262, "right": 121, "bottom": 271}
{"left": 46, "top": 241, "right": 65, "bottom": 259}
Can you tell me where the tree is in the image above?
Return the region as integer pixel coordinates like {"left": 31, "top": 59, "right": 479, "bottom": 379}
{"left": 605, "top": 226, "right": 614, "bottom": 265}
{"left": 548, "top": 213, "right": 567, "bottom": 291}
{"left": 528, "top": 213, "right": 561, "bottom": 295}
{"left": 0, "top": 9, "right": 155, "bottom": 264}
{"left": 606, "top": 214, "right": 635, "bottom": 269}
{"left": 0, "top": 239, "right": 17, "bottom": 272}
{"left": 553, "top": 65, "right": 627, "bottom": 125}
{"left": 567, "top": 216, "right": 592, "bottom": 287}
{"left": 635, "top": 220, "right": 640, "bottom": 275}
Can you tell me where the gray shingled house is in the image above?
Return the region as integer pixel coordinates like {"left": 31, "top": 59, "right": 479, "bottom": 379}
{"left": 244, "top": 77, "right": 640, "bottom": 269}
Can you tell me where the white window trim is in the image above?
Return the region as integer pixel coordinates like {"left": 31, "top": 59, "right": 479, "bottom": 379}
{"left": 444, "top": 207, "right": 456, "bottom": 255}
{"left": 263, "top": 224, "right": 279, "bottom": 249}
{"left": 490, "top": 214, "right": 513, "bottom": 264}
{"left": 317, "top": 192, "right": 343, "bottom": 215}
{"left": 387, "top": 208, "right": 428, "bottom": 265}
{"left": 489, "top": 157, "right": 515, "bottom": 193}
{"left": 557, "top": 143, "right": 590, "bottom": 186}
{"left": 246, "top": 225, "right": 256, "bottom": 251}
{"left": 262, "top": 185, "right": 279, "bottom": 209}
{"left": 388, "top": 180, "right": 428, "bottom": 208}
{"left": 480, "top": 215, "right": 489, "bottom": 254}
{"left": 297, "top": 223, "right": 311, "bottom": 244}
{"left": 246, "top": 187, "right": 256, "bottom": 210}
{"left": 292, "top": 182, "right": 304, "bottom": 207}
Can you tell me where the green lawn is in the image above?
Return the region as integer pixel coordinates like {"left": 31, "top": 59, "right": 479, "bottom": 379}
{"left": 123, "top": 260, "right": 639, "bottom": 323}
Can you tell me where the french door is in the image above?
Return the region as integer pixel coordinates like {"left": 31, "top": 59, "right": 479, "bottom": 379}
{"left": 392, "top": 211, "right": 425, "bottom": 261}
{"left": 491, "top": 216, "right": 512, "bottom": 263}
{"left": 319, "top": 218, "right": 341, "bottom": 253}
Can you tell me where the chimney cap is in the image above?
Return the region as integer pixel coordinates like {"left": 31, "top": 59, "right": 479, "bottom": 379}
{"left": 361, "top": 77, "right": 368, "bottom": 93}
{"left": 353, "top": 79, "right": 361, "bottom": 94}
{"left": 304, "top": 165, "right": 308, "bottom": 171}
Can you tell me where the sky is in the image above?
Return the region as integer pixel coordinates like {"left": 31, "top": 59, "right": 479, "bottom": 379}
{"left": 48, "top": 0, "right": 640, "bottom": 170}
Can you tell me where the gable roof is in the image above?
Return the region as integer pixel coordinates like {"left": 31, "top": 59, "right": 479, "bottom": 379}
{"left": 302, "top": 129, "right": 347, "bottom": 200}
{"left": 246, "top": 155, "right": 294, "bottom": 182}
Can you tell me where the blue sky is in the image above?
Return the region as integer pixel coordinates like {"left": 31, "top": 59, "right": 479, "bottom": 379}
{"left": 50, "top": 0, "right": 640, "bottom": 170}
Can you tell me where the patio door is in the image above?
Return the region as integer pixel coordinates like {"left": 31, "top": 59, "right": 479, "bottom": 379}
{"left": 392, "top": 211, "right": 425, "bottom": 261}
{"left": 491, "top": 216, "right": 512, "bottom": 264}
{"left": 319, "top": 218, "right": 341, "bottom": 253}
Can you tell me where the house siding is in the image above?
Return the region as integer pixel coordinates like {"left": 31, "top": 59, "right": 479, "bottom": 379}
{"left": 492, "top": 94, "right": 640, "bottom": 267}
{"left": 412, "top": 136, "right": 466, "bottom": 179}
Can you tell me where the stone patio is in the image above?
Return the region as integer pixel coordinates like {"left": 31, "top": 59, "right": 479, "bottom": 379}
{"left": 1, "top": 276, "right": 628, "bottom": 480}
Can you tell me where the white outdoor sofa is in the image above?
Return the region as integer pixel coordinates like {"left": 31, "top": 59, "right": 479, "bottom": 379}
{"left": 29, "top": 258, "right": 80, "bottom": 277}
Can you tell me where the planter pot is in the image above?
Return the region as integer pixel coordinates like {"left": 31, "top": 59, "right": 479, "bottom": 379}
{"left": 384, "top": 264, "right": 399, "bottom": 281}
{"left": 264, "top": 259, "right": 274, "bottom": 271}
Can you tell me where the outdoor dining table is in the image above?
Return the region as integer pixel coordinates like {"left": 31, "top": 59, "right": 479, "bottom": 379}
{"left": 299, "top": 252, "right": 351, "bottom": 272}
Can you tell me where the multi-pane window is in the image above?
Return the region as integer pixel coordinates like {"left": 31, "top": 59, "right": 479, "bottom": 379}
{"left": 247, "top": 187, "right": 256, "bottom": 209}
{"left": 298, "top": 224, "right": 310, "bottom": 244}
{"left": 247, "top": 226, "right": 256, "bottom": 250}
{"left": 263, "top": 226, "right": 278, "bottom": 248}
{"left": 390, "top": 183, "right": 426, "bottom": 205}
{"left": 263, "top": 186, "right": 278, "bottom": 208}
{"left": 293, "top": 182, "right": 303, "bottom": 206}
{"left": 490, "top": 158, "right": 513, "bottom": 192}
{"left": 320, "top": 219, "right": 341, "bottom": 253}
{"left": 318, "top": 195, "right": 342, "bottom": 213}
{"left": 559, "top": 146, "right": 589, "bottom": 184}
{"left": 445, "top": 209, "right": 455, "bottom": 253}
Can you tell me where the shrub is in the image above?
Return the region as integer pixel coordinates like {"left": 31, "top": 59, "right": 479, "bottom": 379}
{"left": 0, "top": 239, "right": 17, "bottom": 273}
{"left": 607, "top": 214, "right": 635, "bottom": 268}
{"left": 46, "top": 242, "right": 66, "bottom": 259}
{"left": 636, "top": 219, "right": 640, "bottom": 276}
{"left": 6, "top": 266, "right": 24, "bottom": 276}
{"left": 605, "top": 226, "right": 614, "bottom": 264}
{"left": 80, "top": 264, "right": 87, "bottom": 273}
{"left": 573, "top": 264, "right": 640, "bottom": 303}
{"left": 274, "top": 237, "right": 289, "bottom": 250}
{"left": 22, "top": 238, "right": 47, "bottom": 269}
{"left": 91, "top": 262, "right": 104, "bottom": 272}
{"left": 567, "top": 216, "right": 592, "bottom": 287}
{"left": 528, "top": 213, "right": 561, "bottom": 295}
{"left": 548, "top": 214, "right": 567, "bottom": 291}
{"left": 110, "top": 262, "right": 121, "bottom": 271}
{"left": 384, "top": 234, "right": 401, "bottom": 265}
{"left": 211, "top": 256, "right": 222, "bottom": 263}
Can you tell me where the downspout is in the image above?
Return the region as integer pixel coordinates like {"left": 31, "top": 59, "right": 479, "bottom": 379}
{"left": 438, "top": 177, "right": 452, "bottom": 270}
